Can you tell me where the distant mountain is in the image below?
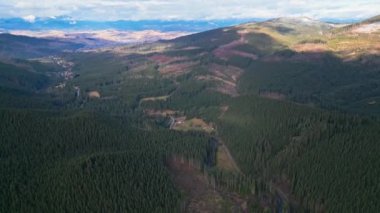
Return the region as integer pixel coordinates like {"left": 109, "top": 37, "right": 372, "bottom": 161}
{"left": 334, "top": 14, "right": 380, "bottom": 34}
{"left": 0, "top": 16, "right": 266, "bottom": 53}
{"left": 257, "top": 17, "right": 334, "bottom": 36}
{"left": 362, "top": 15, "right": 380, "bottom": 24}
{"left": 0, "top": 16, "right": 262, "bottom": 32}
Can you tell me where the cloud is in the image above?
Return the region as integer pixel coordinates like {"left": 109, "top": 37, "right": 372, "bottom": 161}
{"left": 0, "top": 0, "right": 379, "bottom": 20}
{"left": 22, "top": 15, "right": 35, "bottom": 23}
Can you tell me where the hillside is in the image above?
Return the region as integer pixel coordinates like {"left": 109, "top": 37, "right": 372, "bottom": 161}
{"left": 1, "top": 15, "right": 380, "bottom": 212}
{"left": 0, "top": 33, "right": 83, "bottom": 58}
{"left": 93, "top": 15, "right": 380, "bottom": 115}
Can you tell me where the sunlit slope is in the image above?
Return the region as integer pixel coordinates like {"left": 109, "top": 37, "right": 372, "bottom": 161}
{"left": 94, "top": 15, "right": 380, "bottom": 115}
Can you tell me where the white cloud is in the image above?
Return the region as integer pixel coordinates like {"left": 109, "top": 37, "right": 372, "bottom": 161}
{"left": 0, "top": 0, "right": 379, "bottom": 20}
{"left": 22, "top": 15, "right": 35, "bottom": 23}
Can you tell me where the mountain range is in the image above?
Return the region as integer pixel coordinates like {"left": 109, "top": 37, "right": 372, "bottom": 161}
{"left": 0, "top": 15, "right": 379, "bottom": 212}
{"left": 0, "top": 16, "right": 259, "bottom": 32}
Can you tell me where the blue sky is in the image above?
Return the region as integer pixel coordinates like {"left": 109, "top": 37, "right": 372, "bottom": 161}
{"left": 0, "top": 0, "right": 379, "bottom": 21}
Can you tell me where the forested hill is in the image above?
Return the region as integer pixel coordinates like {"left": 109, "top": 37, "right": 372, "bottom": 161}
{"left": 0, "top": 15, "right": 379, "bottom": 212}
{"left": 0, "top": 33, "right": 83, "bottom": 59}
{"left": 0, "top": 109, "right": 212, "bottom": 212}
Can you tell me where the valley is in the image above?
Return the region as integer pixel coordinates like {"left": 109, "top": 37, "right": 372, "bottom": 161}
{"left": 1, "top": 14, "right": 380, "bottom": 212}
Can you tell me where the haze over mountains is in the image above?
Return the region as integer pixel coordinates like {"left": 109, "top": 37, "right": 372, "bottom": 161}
{"left": 0, "top": 16, "right": 264, "bottom": 47}
{"left": 0, "top": 14, "right": 366, "bottom": 46}
{"left": 1, "top": 11, "right": 380, "bottom": 212}
{"left": 0, "top": 16, "right": 258, "bottom": 31}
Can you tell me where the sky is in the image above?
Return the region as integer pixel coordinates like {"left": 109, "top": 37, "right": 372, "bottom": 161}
{"left": 0, "top": 0, "right": 379, "bottom": 21}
